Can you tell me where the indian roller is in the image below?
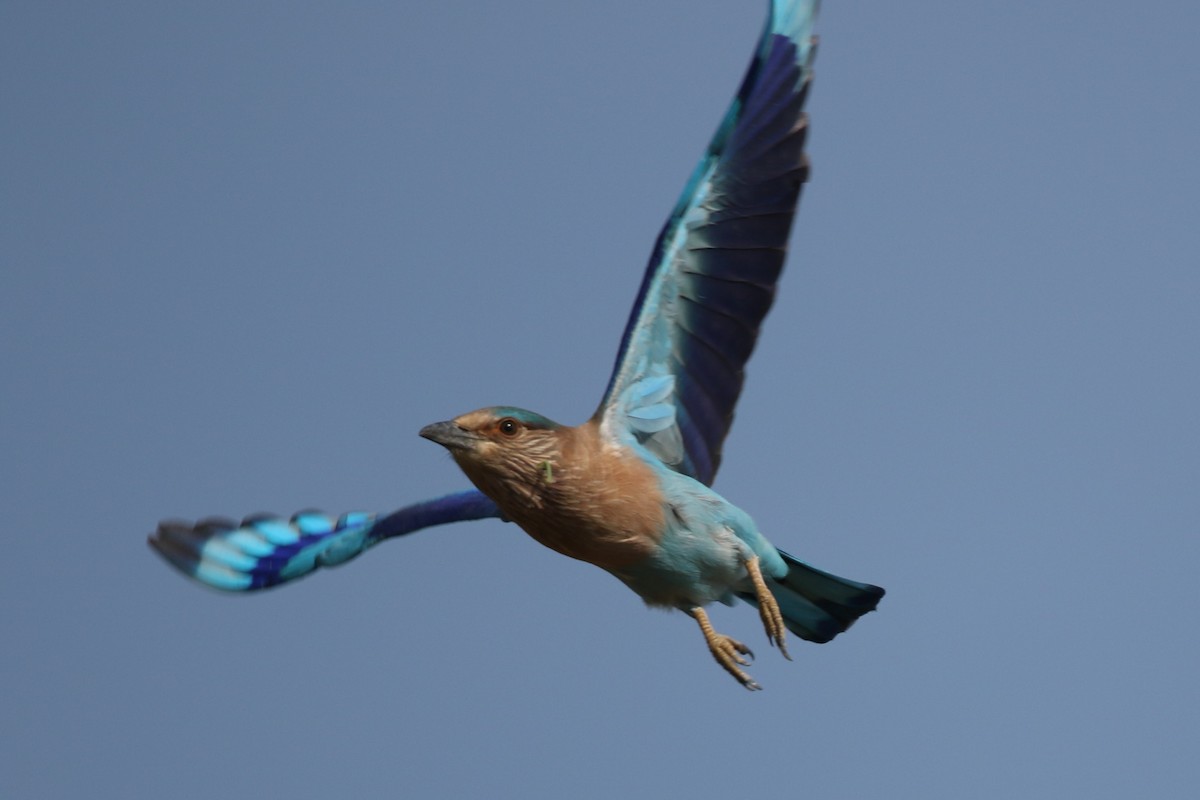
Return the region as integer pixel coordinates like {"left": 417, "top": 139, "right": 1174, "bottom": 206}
{"left": 149, "top": 0, "right": 884, "bottom": 690}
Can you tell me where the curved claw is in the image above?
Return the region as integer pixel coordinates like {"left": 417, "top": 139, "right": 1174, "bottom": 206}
{"left": 731, "top": 640, "right": 755, "bottom": 666}
{"left": 690, "top": 606, "right": 763, "bottom": 690}
{"left": 747, "top": 556, "right": 791, "bottom": 661}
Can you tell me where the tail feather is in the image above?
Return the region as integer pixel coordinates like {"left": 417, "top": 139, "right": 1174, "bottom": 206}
{"left": 739, "top": 550, "right": 885, "bottom": 644}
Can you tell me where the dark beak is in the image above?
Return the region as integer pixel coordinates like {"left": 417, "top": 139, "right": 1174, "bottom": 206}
{"left": 419, "top": 420, "right": 479, "bottom": 452}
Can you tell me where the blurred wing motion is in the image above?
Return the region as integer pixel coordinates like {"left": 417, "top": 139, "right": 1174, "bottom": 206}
{"left": 149, "top": 490, "right": 499, "bottom": 591}
{"left": 599, "top": 0, "right": 819, "bottom": 485}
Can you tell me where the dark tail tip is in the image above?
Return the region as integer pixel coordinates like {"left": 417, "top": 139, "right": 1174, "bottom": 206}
{"left": 751, "top": 550, "right": 885, "bottom": 644}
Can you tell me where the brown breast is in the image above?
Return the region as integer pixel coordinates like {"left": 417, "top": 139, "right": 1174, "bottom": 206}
{"left": 469, "top": 421, "right": 667, "bottom": 571}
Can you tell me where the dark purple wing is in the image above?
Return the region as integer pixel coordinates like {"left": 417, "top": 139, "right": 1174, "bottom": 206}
{"left": 597, "top": 0, "right": 818, "bottom": 485}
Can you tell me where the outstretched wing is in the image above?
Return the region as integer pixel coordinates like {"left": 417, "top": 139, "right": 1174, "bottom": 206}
{"left": 597, "top": 0, "right": 819, "bottom": 485}
{"left": 149, "top": 489, "right": 499, "bottom": 591}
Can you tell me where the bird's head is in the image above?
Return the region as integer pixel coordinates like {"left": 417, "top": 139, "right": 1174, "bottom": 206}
{"left": 420, "top": 407, "right": 565, "bottom": 504}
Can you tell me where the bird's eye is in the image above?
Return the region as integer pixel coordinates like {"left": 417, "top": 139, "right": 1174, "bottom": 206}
{"left": 498, "top": 418, "right": 520, "bottom": 436}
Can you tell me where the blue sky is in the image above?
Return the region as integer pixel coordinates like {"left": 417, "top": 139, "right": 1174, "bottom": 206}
{"left": 3, "top": 1, "right": 1198, "bottom": 797}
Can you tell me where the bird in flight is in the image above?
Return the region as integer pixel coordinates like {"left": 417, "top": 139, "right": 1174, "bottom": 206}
{"left": 150, "top": 0, "right": 884, "bottom": 690}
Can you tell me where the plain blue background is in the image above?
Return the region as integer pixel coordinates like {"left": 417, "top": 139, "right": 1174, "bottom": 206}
{"left": 3, "top": 1, "right": 1197, "bottom": 797}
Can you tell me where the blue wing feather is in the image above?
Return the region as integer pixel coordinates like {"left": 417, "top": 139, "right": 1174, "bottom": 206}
{"left": 598, "top": 0, "right": 819, "bottom": 485}
{"left": 149, "top": 489, "right": 500, "bottom": 592}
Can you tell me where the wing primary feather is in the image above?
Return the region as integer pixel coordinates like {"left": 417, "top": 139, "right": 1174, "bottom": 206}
{"left": 148, "top": 490, "right": 501, "bottom": 592}
{"left": 597, "top": 1, "right": 820, "bottom": 484}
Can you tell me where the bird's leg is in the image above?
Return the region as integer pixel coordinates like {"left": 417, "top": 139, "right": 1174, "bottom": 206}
{"left": 746, "top": 556, "right": 791, "bottom": 660}
{"left": 688, "top": 606, "right": 761, "bottom": 691}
